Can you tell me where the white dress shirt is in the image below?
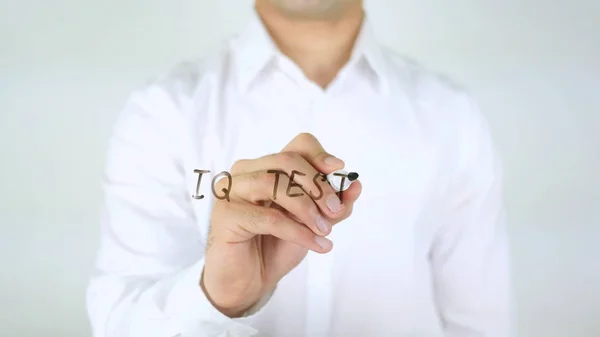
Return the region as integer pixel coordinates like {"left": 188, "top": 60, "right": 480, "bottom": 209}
{"left": 86, "top": 10, "right": 513, "bottom": 337}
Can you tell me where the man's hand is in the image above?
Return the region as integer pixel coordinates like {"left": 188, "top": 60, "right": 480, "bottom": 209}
{"left": 201, "top": 133, "right": 362, "bottom": 317}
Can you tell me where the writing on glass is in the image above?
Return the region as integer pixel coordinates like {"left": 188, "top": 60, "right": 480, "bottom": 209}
{"left": 191, "top": 169, "right": 351, "bottom": 203}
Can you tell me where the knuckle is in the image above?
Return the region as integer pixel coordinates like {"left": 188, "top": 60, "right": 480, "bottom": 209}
{"left": 260, "top": 170, "right": 277, "bottom": 186}
{"left": 246, "top": 207, "right": 262, "bottom": 231}
{"left": 277, "top": 173, "right": 291, "bottom": 187}
{"left": 249, "top": 171, "right": 276, "bottom": 192}
{"left": 247, "top": 216, "right": 260, "bottom": 232}
{"left": 314, "top": 151, "right": 329, "bottom": 161}
{"left": 248, "top": 170, "right": 262, "bottom": 185}
{"left": 264, "top": 208, "right": 284, "bottom": 226}
{"left": 231, "top": 159, "right": 248, "bottom": 174}
{"left": 248, "top": 171, "right": 274, "bottom": 202}
{"left": 278, "top": 151, "right": 301, "bottom": 166}
{"left": 296, "top": 132, "right": 316, "bottom": 142}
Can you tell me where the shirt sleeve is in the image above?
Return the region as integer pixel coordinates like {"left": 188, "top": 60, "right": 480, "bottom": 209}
{"left": 429, "top": 94, "right": 516, "bottom": 337}
{"left": 86, "top": 82, "right": 273, "bottom": 337}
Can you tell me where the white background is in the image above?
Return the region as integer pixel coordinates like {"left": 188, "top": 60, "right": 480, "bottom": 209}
{"left": 1, "top": 0, "right": 599, "bottom": 336}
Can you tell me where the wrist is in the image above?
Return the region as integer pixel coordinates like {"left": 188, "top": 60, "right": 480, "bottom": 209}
{"left": 199, "top": 267, "right": 254, "bottom": 318}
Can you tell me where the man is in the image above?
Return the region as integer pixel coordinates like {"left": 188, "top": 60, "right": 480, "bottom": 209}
{"left": 86, "top": 0, "right": 513, "bottom": 336}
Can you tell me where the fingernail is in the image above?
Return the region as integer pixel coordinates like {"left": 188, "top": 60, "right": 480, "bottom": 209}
{"left": 315, "top": 236, "right": 333, "bottom": 250}
{"left": 315, "top": 215, "right": 330, "bottom": 234}
{"left": 324, "top": 156, "right": 344, "bottom": 167}
{"left": 326, "top": 194, "right": 342, "bottom": 213}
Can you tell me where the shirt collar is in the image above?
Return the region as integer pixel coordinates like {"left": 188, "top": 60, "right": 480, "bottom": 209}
{"left": 231, "top": 9, "right": 389, "bottom": 94}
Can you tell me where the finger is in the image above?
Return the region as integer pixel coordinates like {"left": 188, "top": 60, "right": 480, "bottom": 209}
{"left": 330, "top": 180, "right": 362, "bottom": 226}
{"left": 229, "top": 152, "right": 346, "bottom": 219}
{"left": 217, "top": 171, "right": 332, "bottom": 236}
{"left": 214, "top": 201, "right": 333, "bottom": 253}
{"left": 343, "top": 179, "right": 362, "bottom": 204}
{"left": 281, "top": 132, "right": 345, "bottom": 173}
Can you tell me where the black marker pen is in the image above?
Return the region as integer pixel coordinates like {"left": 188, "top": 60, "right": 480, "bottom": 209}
{"left": 326, "top": 169, "right": 359, "bottom": 192}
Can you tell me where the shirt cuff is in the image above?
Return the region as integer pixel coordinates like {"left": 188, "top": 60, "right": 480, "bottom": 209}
{"left": 164, "top": 258, "right": 275, "bottom": 337}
